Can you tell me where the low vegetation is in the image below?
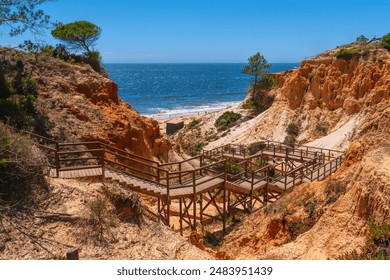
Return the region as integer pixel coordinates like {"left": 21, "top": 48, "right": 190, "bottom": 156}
{"left": 191, "top": 142, "right": 205, "bottom": 155}
{"left": 226, "top": 161, "right": 241, "bottom": 175}
{"left": 340, "top": 217, "right": 390, "bottom": 260}
{"left": 0, "top": 58, "right": 39, "bottom": 128}
{"left": 187, "top": 119, "right": 201, "bottom": 129}
{"left": 381, "top": 33, "right": 390, "bottom": 50}
{"left": 0, "top": 124, "right": 47, "bottom": 203}
{"left": 335, "top": 48, "right": 358, "bottom": 60}
{"left": 334, "top": 33, "right": 390, "bottom": 62}
{"left": 88, "top": 196, "right": 107, "bottom": 241}
{"left": 242, "top": 99, "right": 257, "bottom": 110}
{"left": 284, "top": 122, "right": 299, "bottom": 146}
{"left": 253, "top": 74, "right": 278, "bottom": 91}
{"left": 215, "top": 111, "right": 242, "bottom": 131}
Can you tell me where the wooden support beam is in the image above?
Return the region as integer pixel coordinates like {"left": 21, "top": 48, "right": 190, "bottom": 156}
{"left": 179, "top": 198, "right": 183, "bottom": 235}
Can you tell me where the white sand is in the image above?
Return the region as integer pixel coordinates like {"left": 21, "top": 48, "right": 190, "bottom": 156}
{"left": 306, "top": 115, "right": 360, "bottom": 151}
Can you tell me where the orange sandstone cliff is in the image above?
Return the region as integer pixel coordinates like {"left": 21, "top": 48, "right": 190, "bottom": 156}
{"left": 1, "top": 49, "right": 172, "bottom": 161}
{"left": 172, "top": 43, "right": 389, "bottom": 259}
{"left": 213, "top": 44, "right": 390, "bottom": 259}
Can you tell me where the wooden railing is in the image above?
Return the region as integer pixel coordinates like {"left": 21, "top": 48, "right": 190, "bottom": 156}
{"left": 6, "top": 125, "right": 344, "bottom": 201}
{"left": 225, "top": 151, "right": 342, "bottom": 193}
{"left": 204, "top": 141, "right": 344, "bottom": 162}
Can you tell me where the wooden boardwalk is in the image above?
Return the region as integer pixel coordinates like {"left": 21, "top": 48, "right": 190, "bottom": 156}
{"left": 10, "top": 125, "right": 344, "bottom": 235}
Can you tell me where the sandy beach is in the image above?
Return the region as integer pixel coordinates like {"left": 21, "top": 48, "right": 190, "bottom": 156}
{"left": 153, "top": 105, "right": 237, "bottom": 135}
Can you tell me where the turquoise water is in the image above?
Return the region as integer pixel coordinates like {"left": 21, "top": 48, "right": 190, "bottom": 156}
{"left": 104, "top": 63, "right": 299, "bottom": 119}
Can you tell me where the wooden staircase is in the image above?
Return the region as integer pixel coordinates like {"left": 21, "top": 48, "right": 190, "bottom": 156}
{"left": 6, "top": 124, "right": 345, "bottom": 235}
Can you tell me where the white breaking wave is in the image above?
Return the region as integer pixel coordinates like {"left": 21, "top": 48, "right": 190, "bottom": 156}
{"left": 145, "top": 101, "right": 240, "bottom": 120}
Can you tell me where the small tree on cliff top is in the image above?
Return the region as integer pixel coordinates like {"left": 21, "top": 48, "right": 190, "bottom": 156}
{"left": 242, "top": 52, "right": 273, "bottom": 101}
{"left": 0, "top": 0, "right": 50, "bottom": 37}
{"left": 51, "top": 21, "right": 101, "bottom": 55}
{"left": 242, "top": 52, "right": 271, "bottom": 86}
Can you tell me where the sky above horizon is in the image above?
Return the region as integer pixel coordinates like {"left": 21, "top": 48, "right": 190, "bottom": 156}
{"left": 1, "top": 0, "right": 390, "bottom": 63}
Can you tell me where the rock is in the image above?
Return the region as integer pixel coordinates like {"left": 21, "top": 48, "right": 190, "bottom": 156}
{"left": 0, "top": 50, "right": 174, "bottom": 161}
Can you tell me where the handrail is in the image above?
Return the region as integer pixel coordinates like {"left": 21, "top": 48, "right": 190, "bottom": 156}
{"left": 168, "top": 159, "right": 226, "bottom": 175}
{"left": 99, "top": 142, "right": 159, "bottom": 165}
{"left": 58, "top": 141, "right": 101, "bottom": 147}
{"left": 104, "top": 149, "right": 159, "bottom": 169}
{"left": 4, "top": 124, "right": 345, "bottom": 203}
{"left": 104, "top": 158, "right": 159, "bottom": 181}
{"left": 57, "top": 148, "right": 104, "bottom": 155}
{"left": 159, "top": 155, "right": 203, "bottom": 167}
{"left": 265, "top": 140, "right": 345, "bottom": 156}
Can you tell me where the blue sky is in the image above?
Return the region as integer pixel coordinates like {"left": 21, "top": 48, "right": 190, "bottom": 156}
{"left": 2, "top": 0, "right": 390, "bottom": 63}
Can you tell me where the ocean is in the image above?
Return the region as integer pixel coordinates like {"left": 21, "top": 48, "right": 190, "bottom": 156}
{"left": 104, "top": 63, "right": 299, "bottom": 119}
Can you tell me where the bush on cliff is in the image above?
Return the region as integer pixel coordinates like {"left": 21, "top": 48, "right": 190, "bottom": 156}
{"left": 284, "top": 122, "right": 299, "bottom": 146}
{"left": 0, "top": 124, "right": 47, "bottom": 203}
{"left": 215, "top": 111, "right": 242, "bottom": 131}
{"left": 381, "top": 33, "right": 390, "bottom": 51}
{"left": 0, "top": 58, "right": 39, "bottom": 128}
{"left": 335, "top": 48, "right": 358, "bottom": 60}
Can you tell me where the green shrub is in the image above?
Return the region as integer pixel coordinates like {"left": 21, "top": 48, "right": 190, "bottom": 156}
{"left": 0, "top": 124, "right": 47, "bottom": 202}
{"left": 356, "top": 35, "right": 368, "bottom": 45}
{"left": 192, "top": 142, "right": 205, "bottom": 155}
{"left": 84, "top": 51, "right": 104, "bottom": 73}
{"left": 0, "top": 59, "right": 39, "bottom": 127}
{"left": 215, "top": 111, "right": 242, "bottom": 131}
{"left": 242, "top": 99, "right": 257, "bottom": 110}
{"left": 381, "top": 33, "right": 390, "bottom": 50}
{"left": 340, "top": 216, "right": 390, "bottom": 260}
{"left": 254, "top": 73, "right": 278, "bottom": 90}
{"left": 335, "top": 48, "right": 358, "bottom": 60}
{"left": 89, "top": 196, "right": 107, "bottom": 239}
{"left": 187, "top": 119, "right": 201, "bottom": 129}
{"left": 226, "top": 161, "right": 241, "bottom": 175}
{"left": 284, "top": 122, "right": 299, "bottom": 146}
{"left": 286, "top": 123, "right": 299, "bottom": 137}
{"left": 255, "top": 158, "right": 268, "bottom": 167}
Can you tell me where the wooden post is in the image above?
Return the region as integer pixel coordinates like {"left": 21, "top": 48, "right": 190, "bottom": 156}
{"left": 330, "top": 160, "right": 333, "bottom": 175}
{"left": 166, "top": 171, "right": 170, "bottom": 226}
{"left": 101, "top": 149, "right": 105, "bottom": 179}
{"left": 55, "top": 142, "right": 60, "bottom": 178}
{"left": 249, "top": 171, "right": 254, "bottom": 212}
{"left": 199, "top": 156, "right": 203, "bottom": 176}
{"left": 192, "top": 171, "right": 197, "bottom": 231}
{"left": 66, "top": 248, "right": 79, "bottom": 260}
{"left": 179, "top": 162, "right": 182, "bottom": 184}
{"left": 179, "top": 198, "right": 183, "bottom": 235}
{"left": 199, "top": 194, "right": 203, "bottom": 226}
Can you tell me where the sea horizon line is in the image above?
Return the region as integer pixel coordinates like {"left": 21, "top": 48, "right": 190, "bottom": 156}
{"left": 103, "top": 62, "right": 300, "bottom": 65}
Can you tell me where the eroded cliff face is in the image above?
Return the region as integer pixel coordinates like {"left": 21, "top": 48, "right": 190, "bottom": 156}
{"left": 184, "top": 46, "right": 389, "bottom": 151}
{"left": 276, "top": 47, "right": 389, "bottom": 144}
{"left": 214, "top": 45, "right": 390, "bottom": 259}
{"left": 1, "top": 50, "right": 172, "bottom": 161}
